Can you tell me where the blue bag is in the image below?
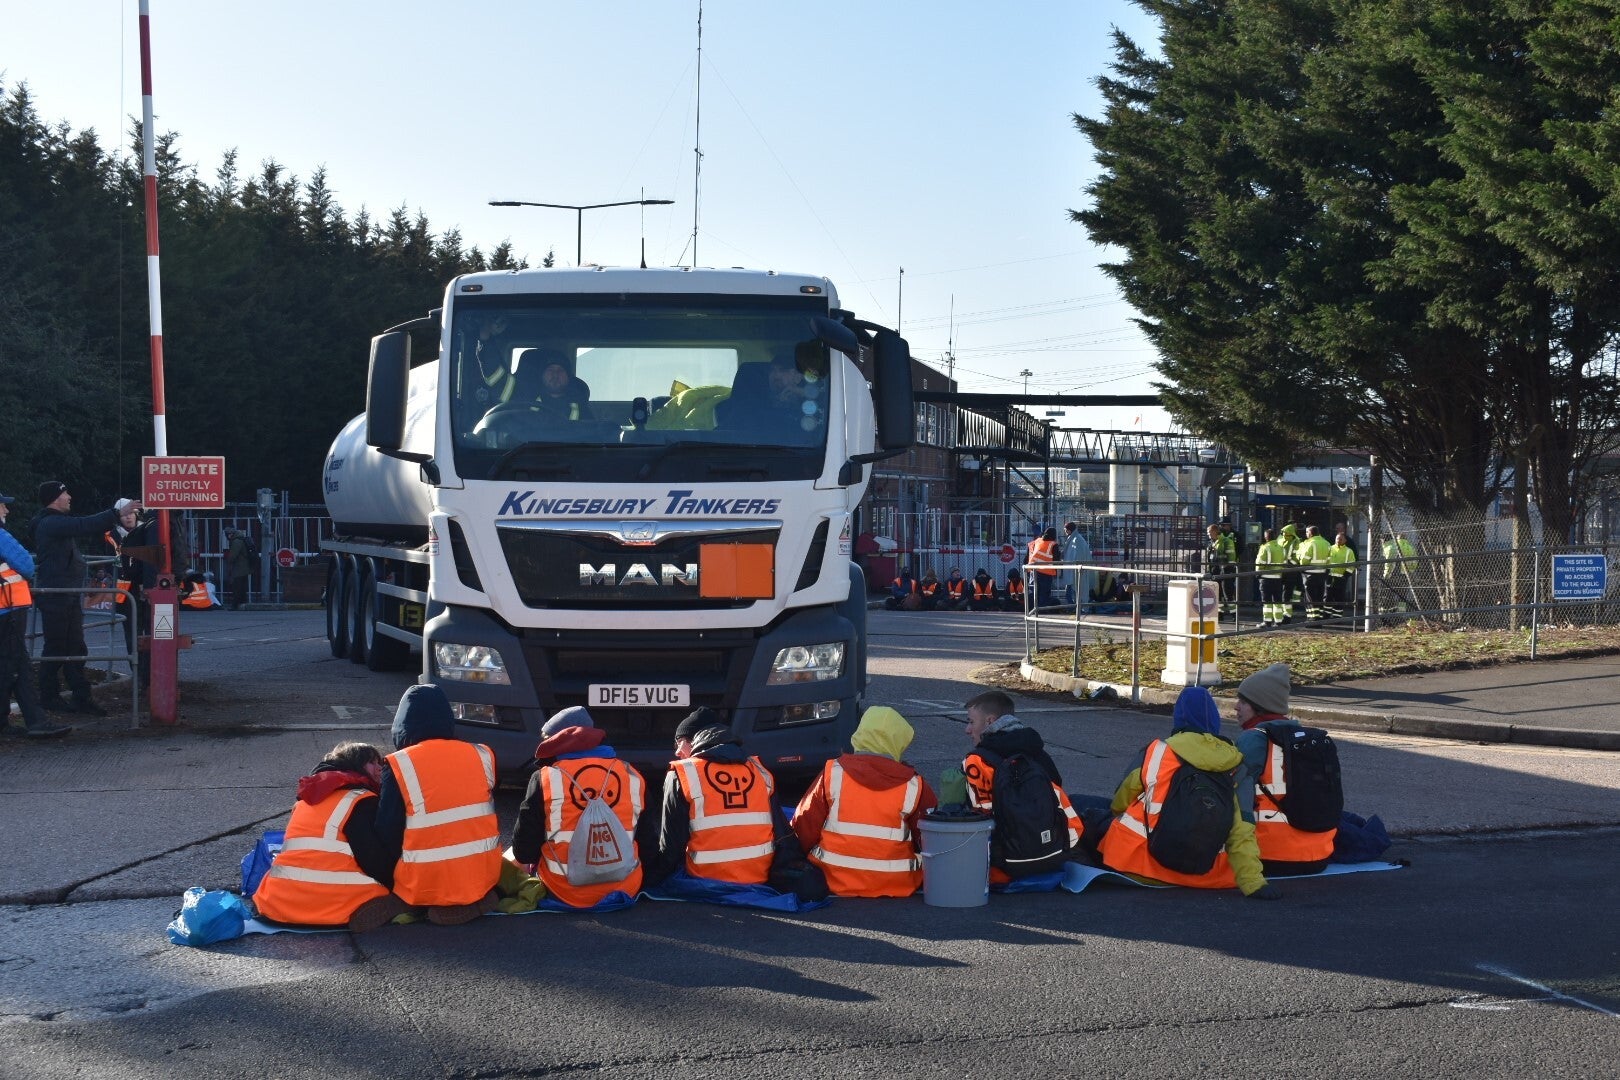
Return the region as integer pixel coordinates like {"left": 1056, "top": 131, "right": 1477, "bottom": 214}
{"left": 1331, "top": 811, "right": 1392, "bottom": 863}
{"left": 167, "top": 887, "right": 250, "bottom": 946}
{"left": 240, "top": 830, "right": 285, "bottom": 896}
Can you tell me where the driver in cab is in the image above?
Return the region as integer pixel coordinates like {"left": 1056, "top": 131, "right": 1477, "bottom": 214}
{"left": 473, "top": 347, "right": 591, "bottom": 444}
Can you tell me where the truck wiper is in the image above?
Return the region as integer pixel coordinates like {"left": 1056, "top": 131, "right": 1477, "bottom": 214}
{"left": 632, "top": 441, "right": 797, "bottom": 481}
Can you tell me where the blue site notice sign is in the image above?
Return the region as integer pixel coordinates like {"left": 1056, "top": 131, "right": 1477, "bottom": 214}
{"left": 1551, "top": 554, "right": 1608, "bottom": 600}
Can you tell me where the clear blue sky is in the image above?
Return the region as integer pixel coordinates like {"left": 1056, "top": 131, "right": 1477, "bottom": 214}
{"left": 2, "top": 0, "right": 1171, "bottom": 430}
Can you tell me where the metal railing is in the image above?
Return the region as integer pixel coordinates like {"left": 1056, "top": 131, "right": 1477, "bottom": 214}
{"left": 25, "top": 571, "right": 141, "bottom": 729}
{"left": 1019, "top": 544, "right": 1619, "bottom": 697}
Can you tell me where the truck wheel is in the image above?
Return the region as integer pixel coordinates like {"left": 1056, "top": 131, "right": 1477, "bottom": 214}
{"left": 326, "top": 558, "right": 350, "bottom": 658}
{"left": 346, "top": 556, "right": 368, "bottom": 665}
{"left": 362, "top": 563, "right": 411, "bottom": 672}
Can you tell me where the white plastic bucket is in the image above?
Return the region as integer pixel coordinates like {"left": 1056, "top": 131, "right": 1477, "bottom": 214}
{"left": 917, "top": 812, "right": 993, "bottom": 907}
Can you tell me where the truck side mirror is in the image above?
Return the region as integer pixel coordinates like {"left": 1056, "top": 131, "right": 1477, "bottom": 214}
{"left": 871, "top": 329, "right": 914, "bottom": 452}
{"left": 366, "top": 331, "right": 411, "bottom": 451}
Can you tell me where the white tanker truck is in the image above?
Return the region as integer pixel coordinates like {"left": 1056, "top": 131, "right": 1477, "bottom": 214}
{"left": 321, "top": 266, "right": 914, "bottom": 778}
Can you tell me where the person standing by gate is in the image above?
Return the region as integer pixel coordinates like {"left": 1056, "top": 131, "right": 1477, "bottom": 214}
{"left": 1063, "top": 522, "right": 1094, "bottom": 610}
{"left": 1026, "top": 527, "right": 1059, "bottom": 609}
{"left": 1205, "top": 523, "right": 1238, "bottom": 616}
{"left": 0, "top": 493, "right": 70, "bottom": 738}
{"left": 1326, "top": 532, "right": 1356, "bottom": 617}
{"left": 224, "top": 529, "right": 255, "bottom": 610}
{"left": 31, "top": 482, "right": 129, "bottom": 716}
{"left": 1254, "top": 528, "right": 1292, "bottom": 627}
{"left": 1294, "top": 525, "right": 1333, "bottom": 621}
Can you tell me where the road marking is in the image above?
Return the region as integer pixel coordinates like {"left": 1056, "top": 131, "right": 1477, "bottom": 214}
{"left": 905, "top": 699, "right": 958, "bottom": 712}
{"left": 1448, "top": 998, "right": 1513, "bottom": 1011}
{"left": 1476, "top": 962, "right": 1619, "bottom": 1019}
{"left": 331, "top": 705, "right": 386, "bottom": 721}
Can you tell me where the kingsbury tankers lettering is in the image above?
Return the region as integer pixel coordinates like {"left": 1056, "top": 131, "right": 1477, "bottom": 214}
{"left": 498, "top": 489, "right": 782, "bottom": 517}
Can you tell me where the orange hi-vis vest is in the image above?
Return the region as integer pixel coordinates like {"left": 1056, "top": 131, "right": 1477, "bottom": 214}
{"left": 1027, "top": 538, "right": 1058, "bottom": 576}
{"left": 921, "top": 581, "right": 940, "bottom": 598}
{"left": 972, "top": 579, "right": 995, "bottom": 600}
{"left": 537, "top": 756, "right": 646, "bottom": 907}
{"left": 0, "top": 562, "right": 33, "bottom": 612}
{"left": 386, "top": 740, "right": 501, "bottom": 906}
{"left": 253, "top": 787, "right": 390, "bottom": 926}
{"left": 806, "top": 761, "right": 923, "bottom": 898}
{"left": 892, "top": 576, "right": 918, "bottom": 594}
{"left": 671, "top": 755, "right": 778, "bottom": 883}
{"left": 1006, "top": 577, "right": 1025, "bottom": 596}
{"left": 946, "top": 578, "right": 966, "bottom": 602}
{"left": 181, "top": 583, "right": 214, "bottom": 609}
{"left": 962, "top": 750, "right": 1082, "bottom": 885}
{"left": 1253, "top": 738, "right": 1336, "bottom": 864}
{"left": 1098, "top": 739, "right": 1237, "bottom": 889}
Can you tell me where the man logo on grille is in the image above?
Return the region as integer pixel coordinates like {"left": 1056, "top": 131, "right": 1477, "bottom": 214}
{"left": 704, "top": 761, "right": 756, "bottom": 809}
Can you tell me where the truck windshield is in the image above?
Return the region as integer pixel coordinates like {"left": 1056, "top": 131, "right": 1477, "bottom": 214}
{"left": 447, "top": 294, "right": 834, "bottom": 483}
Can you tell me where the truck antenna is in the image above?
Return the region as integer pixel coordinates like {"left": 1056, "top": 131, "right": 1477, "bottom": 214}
{"left": 690, "top": 0, "right": 703, "bottom": 267}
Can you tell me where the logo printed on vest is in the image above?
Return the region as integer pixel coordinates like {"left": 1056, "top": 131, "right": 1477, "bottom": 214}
{"left": 567, "top": 765, "right": 623, "bottom": 810}
{"left": 704, "top": 762, "right": 756, "bottom": 809}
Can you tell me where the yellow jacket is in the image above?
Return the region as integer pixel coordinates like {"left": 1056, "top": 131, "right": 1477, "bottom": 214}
{"left": 1109, "top": 730, "right": 1267, "bottom": 895}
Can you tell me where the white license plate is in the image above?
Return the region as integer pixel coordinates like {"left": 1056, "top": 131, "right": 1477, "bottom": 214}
{"left": 587, "top": 683, "right": 690, "bottom": 708}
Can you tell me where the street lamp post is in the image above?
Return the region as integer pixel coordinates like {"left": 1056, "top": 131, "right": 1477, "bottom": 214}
{"left": 488, "top": 198, "right": 674, "bottom": 266}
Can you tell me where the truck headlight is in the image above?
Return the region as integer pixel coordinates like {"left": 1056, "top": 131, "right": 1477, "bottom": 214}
{"left": 767, "top": 642, "right": 845, "bottom": 684}
{"left": 433, "top": 642, "right": 511, "bottom": 685}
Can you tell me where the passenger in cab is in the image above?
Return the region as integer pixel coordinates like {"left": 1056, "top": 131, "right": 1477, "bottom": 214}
{"left": 511, "top": 706, "right": 650, "bottom": 909}
{"left": 645, "top": 707, "right": 807, "bottom": 889}
{"left": 793, "top": 706, "right": 937, "bottom": 898}
{"left": 374, "top": 685, "right": 503, "bottom": 924}
{"left": 1083, "top": 686, "right": 1280, "bottom": 900}
{"left": 253, "top": 741, "right": 413, "bottom": 932}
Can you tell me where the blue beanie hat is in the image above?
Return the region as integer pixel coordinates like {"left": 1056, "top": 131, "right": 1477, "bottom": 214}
{"left": 1171, "top": 685, "right": 1222, "bottom": 736}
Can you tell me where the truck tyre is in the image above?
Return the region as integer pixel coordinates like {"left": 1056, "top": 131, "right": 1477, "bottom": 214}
{"left": 326, "top": 557, "right": 350, "bottom": 659}
{"left": 362, "top": 563, "right": 411, "bottom": 672}
{"left": 346, "top": 556, "right": 368, "bottom": 665}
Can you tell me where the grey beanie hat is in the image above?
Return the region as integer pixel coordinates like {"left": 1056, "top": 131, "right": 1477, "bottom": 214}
{"left": 1237, "top": 663, "right": 1291, "bottom": 716}
{"left": 541, "top": 705, "right": 595, "bottom": 738}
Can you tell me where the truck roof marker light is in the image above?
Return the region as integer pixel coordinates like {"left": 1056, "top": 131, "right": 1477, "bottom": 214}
{"left": 800, "top": 285, "right": 822, "bottom": 294}
{"left": 460, "top": 284, "right": 483, "bottom": 292}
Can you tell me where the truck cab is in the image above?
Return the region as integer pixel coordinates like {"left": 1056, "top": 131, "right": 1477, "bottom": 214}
{"left": 326, "top": 267, "right": 913, "bottom": 779}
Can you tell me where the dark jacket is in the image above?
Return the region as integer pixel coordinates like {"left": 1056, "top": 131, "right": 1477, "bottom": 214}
{"left": 373, "top": 685, "right": 460, "bottom": 865}
{"left": 296, "top": 765, "right": 392, "bottom": 886}
{"left": 972, "top": 722, "right": 1064, "bottom": 787}
{"left": 644, "top": 733, "right": 802, "bottom": 886}
{"left": 31, "top": 507, "right": 119, "bottom": 590}
{"left": 112, "top": 516, "right": 160, "bottom": 593}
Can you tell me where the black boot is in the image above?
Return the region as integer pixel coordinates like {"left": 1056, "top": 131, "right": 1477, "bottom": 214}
{"left": 70, "top": 696, "right": 106, "bottom": 717}
{"left": 40, "top": 695, "right": 74, "bottom": 713}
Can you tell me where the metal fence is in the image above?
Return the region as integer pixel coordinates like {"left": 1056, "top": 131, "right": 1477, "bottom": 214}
{"left": 163, "top": 500, "right": 335, "bottom": 605}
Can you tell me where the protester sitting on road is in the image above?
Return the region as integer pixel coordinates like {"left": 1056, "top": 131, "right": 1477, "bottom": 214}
{"left": 1232, "top": 663, "right": 1339, "bottom": 876}
{"left": 374, "top": 685, "right": 502, "bottom": 924}
{"left": 793, "top": 706, "right": 938, "bottom": 898}
{"left": 968, "top": 568, "right": 998, "bottom": 611}
{"left": 1002, "top": 572, "right": 1026, "bottom": 611}
{"left": 1082, "top": 686, "right": 1279, "bottom": 899}
{"left": 511, "top": 706, "right": 651, "bottom": 909}
{"left": 253, "top": 741, "right": 415, "bottom": 932}
{"left": 961, "top": 691, "right": 1081, "bottom": 884}
{"left": 885, "top": 566, "right": 921, "bottom": 610}
{"left": 644, "top": 707, "right": 813, "bottom": 894}
{"left": 919, "top": 568, "right": 943, "bottom": 610}
{"left": 943, "top": 567, "right": 968, "bottom": 610}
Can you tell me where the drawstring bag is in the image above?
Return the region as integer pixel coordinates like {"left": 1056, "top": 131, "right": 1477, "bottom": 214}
{"left": 167, "top": 887, "right": 249, "bottom": 947}
{"left": 563, "top": 771, "right": 637, "bottom": 886}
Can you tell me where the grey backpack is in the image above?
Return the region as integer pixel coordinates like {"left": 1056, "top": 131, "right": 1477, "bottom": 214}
{"left": 563, "top": 769, "right": 637, "bottom": 886}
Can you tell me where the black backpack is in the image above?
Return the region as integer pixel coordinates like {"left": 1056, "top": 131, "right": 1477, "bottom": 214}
{"left": 987, "top": 753, "right": 1072, "bottom": 878}
{"left": 1260, "top": 726, "right": 1343, "bottom": 833}
{"left": 1144, "top": 750, "right": 1234, "bottom": 876}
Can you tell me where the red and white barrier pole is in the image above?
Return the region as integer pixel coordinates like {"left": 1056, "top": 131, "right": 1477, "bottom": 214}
{"left": 139, "top": 0, "right": 178, "bottom": 725}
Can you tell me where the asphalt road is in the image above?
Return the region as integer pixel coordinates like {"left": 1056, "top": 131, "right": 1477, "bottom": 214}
{"left": 1, "top": 609, "right": 1616, "bottom": 1078}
